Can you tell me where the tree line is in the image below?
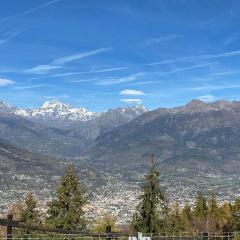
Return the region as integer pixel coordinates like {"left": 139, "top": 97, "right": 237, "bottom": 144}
{"left": 4, "top": 159, "right": 240, "bottom": 235}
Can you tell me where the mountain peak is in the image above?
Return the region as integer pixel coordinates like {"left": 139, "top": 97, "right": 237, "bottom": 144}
{"left": 211, "top": 99, "right": 232, "bottom": 109}
{"left": 0, "top": 101, "right": 17, "bottom": 112}
{"left": 41, "top": 100, "right": 73, "bottom": 109}
{"left": 185, "top": 99, "right": 208, "bottom": 111}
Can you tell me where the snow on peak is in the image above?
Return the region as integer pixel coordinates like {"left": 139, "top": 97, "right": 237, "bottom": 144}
{"left": 0, "top": 101, "right": 19, "bottom": 113}
{"left": 41, "top": 100, "right": 72, "bottom": 110}
{"left": 0, "top": 99, "right": 148, "bottom": 123}
{"left": 26, "top": 100, "right": 98, "bottom": 121}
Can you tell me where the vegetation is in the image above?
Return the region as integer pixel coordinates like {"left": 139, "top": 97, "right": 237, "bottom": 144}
{"left": 132, "top": 155, "right": 167, "bottom": 233}
{"left": 19, "top": 192, "right": 41, "bottom": 226}
{"left": 4, "top": 158, "right": 240, "bottom": 236}
{"left": 131, "top": 155, "right": 240, "bottom": 234}
{"left": 94, "top": 214, "right": 118, "bottom": 233}
{"left": 46, "top": 163, "right": 87, "bottom": 230}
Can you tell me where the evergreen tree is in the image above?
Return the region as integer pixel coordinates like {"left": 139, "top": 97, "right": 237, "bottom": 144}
{"left": 208, "top": 192, "right": 222, "bottom": 232}
{"left": 221, "top": 202, "right": 231, "bottom": 230}
{"left": 18, "top": 192, "right": 40, "bottom": 237}
{"left": 192, "top": 192, "right": 208, "bottom": 232}
{"left": 181, "top": 202, "right": 192, "bottom": 232}
{"left": 46, "top": 163, "right": 87, "bottom": 230}
{"left": 168, "top": 202, "right": 183, "bottom": 234}
{"left": 229, "top": 198, "right": 240, "bottom": 231}
{"left": 20, "top": 192, "right": 40, "bottom": 225}
{"left": 193, "top": 192, "right": 208, "bottom": 218}
{"left": 132, "top": 155, "right": 166, "bottom": 233}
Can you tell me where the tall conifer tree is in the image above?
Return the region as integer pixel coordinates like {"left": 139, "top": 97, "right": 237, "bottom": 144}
{"left": 18, "top": 192, "right": 40, "bottom": 236}
{"left": 192, "top": 192, "right": 208, "bottom": 232}
{"left": 132, "top": 154, "right": 166, "bottom": 233}
{"left": 20, "top": 192, "right": 40, "bottom": 225}
{"left": 46, "top": 163, "right": 87, "bottom": 230}
{"left": 181, "top": 202, "right": 191, "bottom": 232}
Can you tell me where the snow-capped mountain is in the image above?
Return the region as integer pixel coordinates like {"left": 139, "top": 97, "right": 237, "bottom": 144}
{"left": 24, "top": 100, "right": 99, "bottom": 122}
{"left": 0, "top": 99, "right": 148, "bottom": 156}
{"left": 0, "top": 100, "right": 148, "bottom": 125}
{"left": 0, "top": 101, "right": 18, "bottom": 113}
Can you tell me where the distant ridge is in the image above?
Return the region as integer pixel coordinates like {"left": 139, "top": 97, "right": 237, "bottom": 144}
{"left": 0, "top": 100, "right": 148, "bottom": 124}
{"left": 83, "top": 98, "right": 240, "bottom": 174}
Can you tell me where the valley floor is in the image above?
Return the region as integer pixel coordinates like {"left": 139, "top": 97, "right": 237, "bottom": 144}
{"left": 1, "top": 169, "right": 240, "bottom": 224}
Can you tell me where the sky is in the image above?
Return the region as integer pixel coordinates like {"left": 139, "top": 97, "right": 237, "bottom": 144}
{"left": 1, "top": 0, "right": 240, "bottom": 111}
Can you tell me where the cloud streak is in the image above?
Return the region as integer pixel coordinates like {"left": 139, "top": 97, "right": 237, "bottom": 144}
{"left": 26, "top": 65, "right": 62, "bottom": 74}
{"left": 1, "top": 0, "right": 62, "bottom": 22}
{"left": 97, "top": 72, "right": 145, "bottom": 85}
{"left": 197, "top": 95, "right": 217, "bottom": 102}
{"left": 120, "top": 98, "right": 143, "bottom": 104}
{"left": 52, "top": 48, "right": 110, "bottom": 65}
{"left": 187, "top": 84, "right": 240, "bottom": 91}
{"left": 0, "top": 78, "right": 15, "bottom": 86}
{"left": 52, "top": 66, "right": 127, "bottom": 77}
{"left": 144, "top": 34, "right": 181, "bottom": 45}
{"left": 120, "top": 89, "right": 145, "bottom": 95}
{"left": 0, "top": 29, "right": 22, "bottom": 46}
{"left": 14, "top": 84, "right": 46, "bottom": 90}
{"left": 155, "top": 63, "right": 214, "bottom": 76}
{"left": 26, "top": 48, "right": 110, "bottom": 74}
{"left": 146, "top": 50, "right": 240, "bottom": 66}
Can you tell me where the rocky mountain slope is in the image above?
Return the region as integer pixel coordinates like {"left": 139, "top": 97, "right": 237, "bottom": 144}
{"left": 0, "top": 100, "right": 148, "bottom": 157}
{"left": 0, "top": 100, "right": 99, "bottom": 126}
{"left": 0, "top": 112, "right": 87, "bottom": 157}
{"left": 83, "top": 99, "right": 240, "bottom": 174}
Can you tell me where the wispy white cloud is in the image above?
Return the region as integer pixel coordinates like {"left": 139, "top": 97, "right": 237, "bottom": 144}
{"left": 26, "top": 65, "right": 61, "bottom": 75}
{"left": 26, "top": 48, "right": 110, "bottom": 75}
{"left": 197, "top": 95, "right": 217, "bottom": 102}
{"left": 156, "top": 63, "right": 214, "bottom": 76}
{"left": 69, "top": 77, "right": 100, "bottom": 83}
{"left": 44, "top": 94, "right": 69, "bottom": 100}
{"left": 0, "top": 29, "right": 22, "bottom": 46}
{"left": 52, "top": 48, "right": 110, "bottom": 65}
{"left": 1, "top": 0, "right": 62, "bottom": 22}
{"left": 120, "top": 98, "right": 143, "bottom": 104}
{"left": 97, "top": 72, "right": 145, "bottom": 85}
{"left": 223, "top": 33, "right": 239, "bottom": 47}
{"left": 14, "top": 84, "right": 46, "bottom": 90}
{"left": 211, "top": 70, "right": 240, "bottom": 76}
{"left": 0, "top": 78, "right": 15, "bottom": 86}
{"left": 146, "top": 50, "right": 240, "bottom": 66}
{"left": 129, "top": 81, "right": 154, "bottom": 86}
{"left": 52, "top": 66, "right": 127, "bottom": 77}
{"left": 144, "top": 34, "right": 181, "bottom": 45}
{"left": 188, "top": 84, "right": 240, "bottom": 91}
{"left": 120, "top": 89, "right": 145, "bottom": 95}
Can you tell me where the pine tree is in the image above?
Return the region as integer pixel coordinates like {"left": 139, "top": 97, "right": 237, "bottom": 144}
{"left": 18, "top": 192, "right": 40, "bottom": 236}
{"left": 192, "top": 192, "right": 208, "bottom": 232}
{"left": 229, "top": 198, "right": 240, "bottom": 231}
{"left": 169, "top": 202, "right": 183, "bottom": 234}
{"left": 193, "top": 192, "right": 208, "bottom": 218}
{"left": 20, "top": 192, "right": 40, "bottom": 225}
{"left": 132, "top": 155, "right": 166, "bottom": 233}
{"left": 208, "top": 192, "right": 221, "bottom": 232}
{"left": 181, "top": 202, "right": 191, "bottom": 232}
{"left": 46, "top": 163, "right": 87, "bottom": 230}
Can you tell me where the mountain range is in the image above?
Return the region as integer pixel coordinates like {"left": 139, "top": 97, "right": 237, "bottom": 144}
{"left": 83, "top": 99, "right": 240, "bottom": 175}
{"left": 2, "top": 99, "right": 240, "bottom": 175}
{"left": 2, "top": 98, "right": 240, "bottom": 215}
{"left": 0, "top": 100, "right": 147, "bottom": 157}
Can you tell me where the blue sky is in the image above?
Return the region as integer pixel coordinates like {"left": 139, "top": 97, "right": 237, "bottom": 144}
{"left": 1, "top": 0, "right": 240, "bottom": 111}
